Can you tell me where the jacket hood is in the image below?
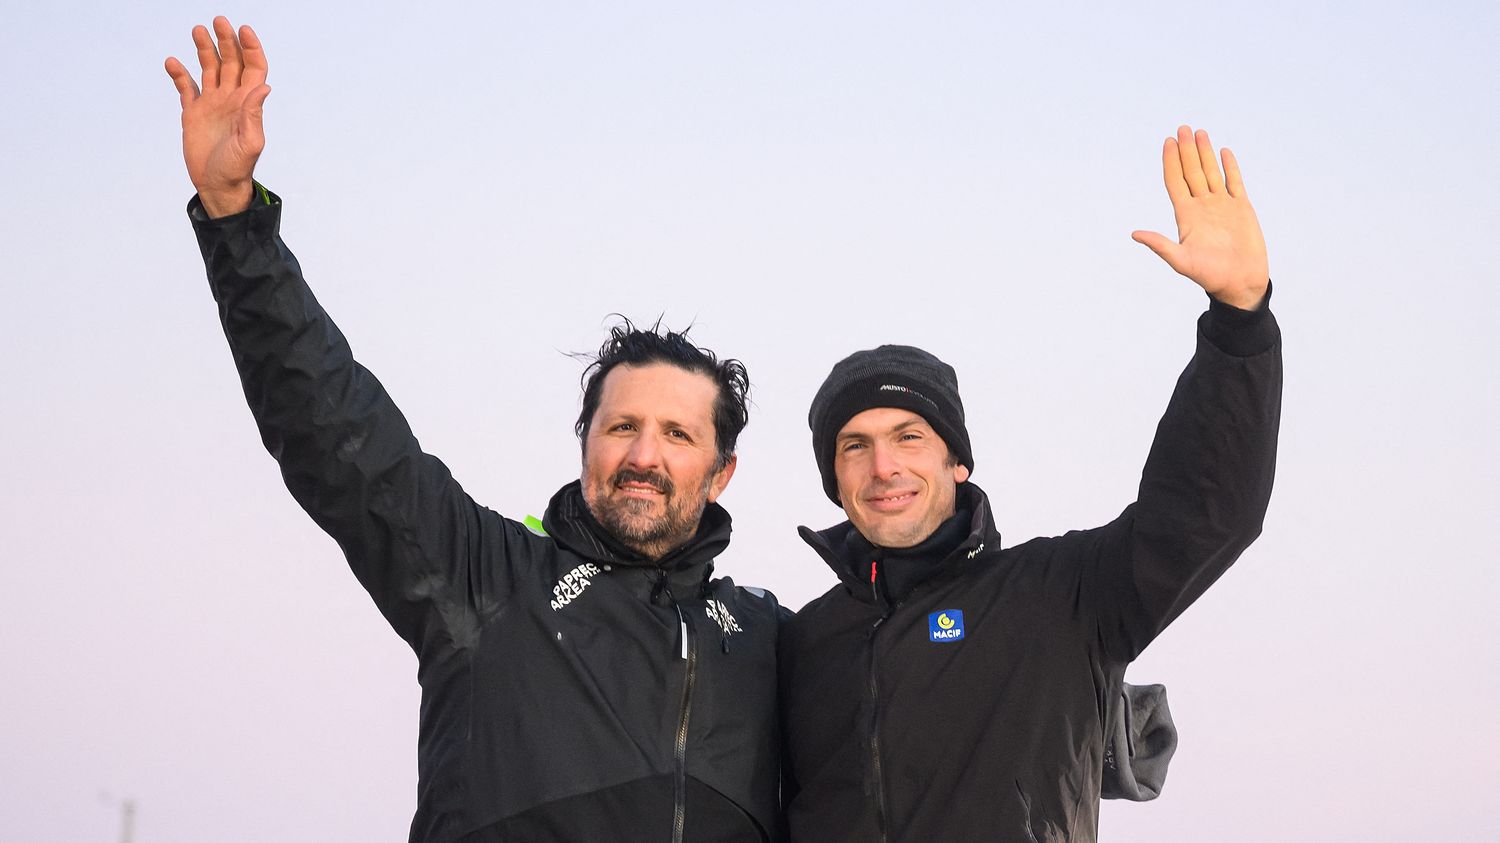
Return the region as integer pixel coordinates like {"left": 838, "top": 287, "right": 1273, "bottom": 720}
{"left": 543, "top": 480, "right": 732, "bottom": 589}
{"left": 798, "top": 481, "right": 1001, "bottom": 602}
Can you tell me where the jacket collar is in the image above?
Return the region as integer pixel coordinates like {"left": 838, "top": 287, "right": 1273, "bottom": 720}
{"left": 543, "top": 480, "right": 731, "bottom": 593}
{"left": 798, "top": 481, "right": 1001, "bottom": 604}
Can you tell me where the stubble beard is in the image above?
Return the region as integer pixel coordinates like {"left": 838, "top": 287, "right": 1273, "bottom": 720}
{"left": 852, "top": 480, "right": 956, "bottom": 550}
{"left": 586, "top": 468, "right": 714, "bottom": 561}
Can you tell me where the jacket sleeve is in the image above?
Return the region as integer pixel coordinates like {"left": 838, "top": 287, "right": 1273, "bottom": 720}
{"left": 190, "top": 192, "right": 507, "bottom": 650}
{"left": 1087, "top": 291, "right": 1283, "bottom": 663}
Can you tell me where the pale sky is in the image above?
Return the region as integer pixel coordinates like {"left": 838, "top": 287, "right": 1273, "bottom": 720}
{"left": 2, "top": 2, "right": 1497, "bottom": 841}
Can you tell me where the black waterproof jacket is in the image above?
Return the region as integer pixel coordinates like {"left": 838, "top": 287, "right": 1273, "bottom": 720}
{"left": 191, "top": 193, "right": 785, "bottom": 842}
{"left": 779, "top": 301, "right": 1282, "bottom": 842}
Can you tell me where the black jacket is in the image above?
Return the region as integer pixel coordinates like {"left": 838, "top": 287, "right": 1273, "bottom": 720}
{"left": 779, "top": 301, "right": 1282, "bottom": 842}
{"left": 191, "top": 193, "right": 784, "bottom": 842}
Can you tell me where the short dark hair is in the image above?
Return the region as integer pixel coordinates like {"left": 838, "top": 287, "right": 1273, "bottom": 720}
{"left": 575, "top": 318, "right": 750, "bottom": 471}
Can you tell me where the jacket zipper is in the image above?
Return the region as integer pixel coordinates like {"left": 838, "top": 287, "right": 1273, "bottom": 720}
{"left": 672, "top": 602, "right": 697, "bottom": 843}
{"left": 868, "top": 559, "right": 891, "bottom": 843}
{"left": 862, "top": 566, "right": 959, "bottom": 842}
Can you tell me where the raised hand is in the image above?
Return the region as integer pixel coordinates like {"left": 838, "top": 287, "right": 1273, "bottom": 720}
{"left": 1132, "top": 126, "right": 1269, "bottom": 310}
{"left": 165, "top": 17, "right": 271, "bottom": 218}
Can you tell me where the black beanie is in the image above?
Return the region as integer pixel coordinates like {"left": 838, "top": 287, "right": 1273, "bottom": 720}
{"left": 808, "top": 344, "right": 973, "bottom": 504}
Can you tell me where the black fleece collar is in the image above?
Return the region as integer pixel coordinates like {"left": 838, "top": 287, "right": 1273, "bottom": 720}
{"left": 798, "top": 482, "right": 1002, "bottom": 606}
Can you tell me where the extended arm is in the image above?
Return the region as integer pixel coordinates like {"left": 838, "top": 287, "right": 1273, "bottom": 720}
{"left": 171, "top": 21, "right": 500, "bottom": 647}
{"left": 190, "top": 198, "right": 491, "bottom": 648}
{"left": 1091, "top": 127, "right": 1282, "bottom": 661}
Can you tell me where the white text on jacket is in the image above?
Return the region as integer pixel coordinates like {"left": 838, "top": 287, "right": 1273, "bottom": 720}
{"left": 550, "top": 563, "right": 601, "bottom": 611}
{"left": 705, "top": 599, "right": 742, "bottom": 636}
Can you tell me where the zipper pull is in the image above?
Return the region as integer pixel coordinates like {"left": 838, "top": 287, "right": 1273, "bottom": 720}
{"left": 673, "top": 603, "right": 688, "bottom": 660}
{"left": 869, "top": 559, "right": 879, "bottom": 602}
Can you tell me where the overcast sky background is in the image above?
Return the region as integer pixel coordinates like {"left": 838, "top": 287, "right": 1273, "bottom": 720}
{"left": 2, "top": 2, "right": 1496, "bottom": 841}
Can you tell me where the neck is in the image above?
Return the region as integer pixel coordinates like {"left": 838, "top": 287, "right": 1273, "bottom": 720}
{"left": 852, "top": 507, "right": 971, "bottom": 604}
{"left": 624, "top": 535, "right": 680, "bottom": 563}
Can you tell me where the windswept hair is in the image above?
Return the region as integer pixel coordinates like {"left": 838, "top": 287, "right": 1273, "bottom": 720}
{"left": 574, "top": 317, "right": 750, "bottom": 470}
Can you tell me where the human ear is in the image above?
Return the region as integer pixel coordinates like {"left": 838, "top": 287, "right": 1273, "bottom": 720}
{"left": 707, "top": 454, "right": 738, "bottom": 502}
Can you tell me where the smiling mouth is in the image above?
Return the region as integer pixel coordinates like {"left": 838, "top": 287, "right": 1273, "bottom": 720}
{"left": 866, "top": 490, "right": 918, "bottom": 509}
{"left": 611, "top": 469, "right": 672, "bottom": 498}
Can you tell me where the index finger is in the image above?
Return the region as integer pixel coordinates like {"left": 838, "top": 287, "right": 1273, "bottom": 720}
{"left": 1161, "top": 137, "right": 1189, "bottom": 205}
{"left": 239, "top": 24, "right": 268, "bottom": 89}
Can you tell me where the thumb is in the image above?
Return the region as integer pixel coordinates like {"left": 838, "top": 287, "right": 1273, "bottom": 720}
{"left": 247, "top": 83, "right": 272, "bottom": 110}
{"left": 238, "top": 84, "right": 272, "bottom": 152}
{"left": 1131, "top": 230, "right": 1186, "bottom": 275}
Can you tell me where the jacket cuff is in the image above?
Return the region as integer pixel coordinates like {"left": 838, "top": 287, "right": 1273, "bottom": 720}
{"left": 188, "top": 184, "right": 282, "bottom": 244}
{"left": 187, "top": 184, "right": 285, "bottom": 302}
{"left": 186, "top": 182, "right": 281, "bottom": 228}
{"left": 1199, "top": 281, "right": 1278, "bottom": 357}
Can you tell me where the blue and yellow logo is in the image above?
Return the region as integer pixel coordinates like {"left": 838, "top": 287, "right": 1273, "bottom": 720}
{"left": 928, "top": 610, "right": 965, "bottom": 642}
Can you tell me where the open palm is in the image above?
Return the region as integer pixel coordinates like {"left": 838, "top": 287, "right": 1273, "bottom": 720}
{"left": 1132, "top": 126, "right": 1269, "bottom": 311}
{"left": 165, "top": 17, "right": 271, "bottom": 218}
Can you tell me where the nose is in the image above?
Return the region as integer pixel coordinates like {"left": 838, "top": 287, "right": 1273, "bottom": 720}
{"left": 869, "top": 441, "right": 900, "bottom": 481}
{"left": 624, "top": 427, "right": 663, "bottom": 469}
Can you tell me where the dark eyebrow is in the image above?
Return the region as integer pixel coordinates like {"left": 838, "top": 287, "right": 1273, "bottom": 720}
{"left": 837, "top": 417, "right": 928, "bottom": 445}
{"left": 661, "top": 417, "right": 706, "bottom": 436}
{"left": 604, "top": 412, "right": 710, "bottom": 438}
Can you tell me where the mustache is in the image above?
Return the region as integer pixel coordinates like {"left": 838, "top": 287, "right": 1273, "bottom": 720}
{"left": 611, "top": 469, "right": 675, "bottom": 496}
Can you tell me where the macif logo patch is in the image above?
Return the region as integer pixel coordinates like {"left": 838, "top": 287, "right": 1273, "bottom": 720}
{"left": 929, "top": 610, "right": 965, "bottom": 642}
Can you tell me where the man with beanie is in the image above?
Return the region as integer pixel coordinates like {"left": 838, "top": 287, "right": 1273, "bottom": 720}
{"left": 778, "top": 126, "right": 1282, "bottom": 842}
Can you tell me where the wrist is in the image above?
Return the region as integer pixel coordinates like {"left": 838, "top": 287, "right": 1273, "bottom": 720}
{"left": 1210, "top": 282, "right": 1269, "bottom": 311}
{"left": 197, "top": 181, "right": 255, "bottom": 219}
{"left": 1201, "top": 281, "right": 1278, "bottom": 356}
